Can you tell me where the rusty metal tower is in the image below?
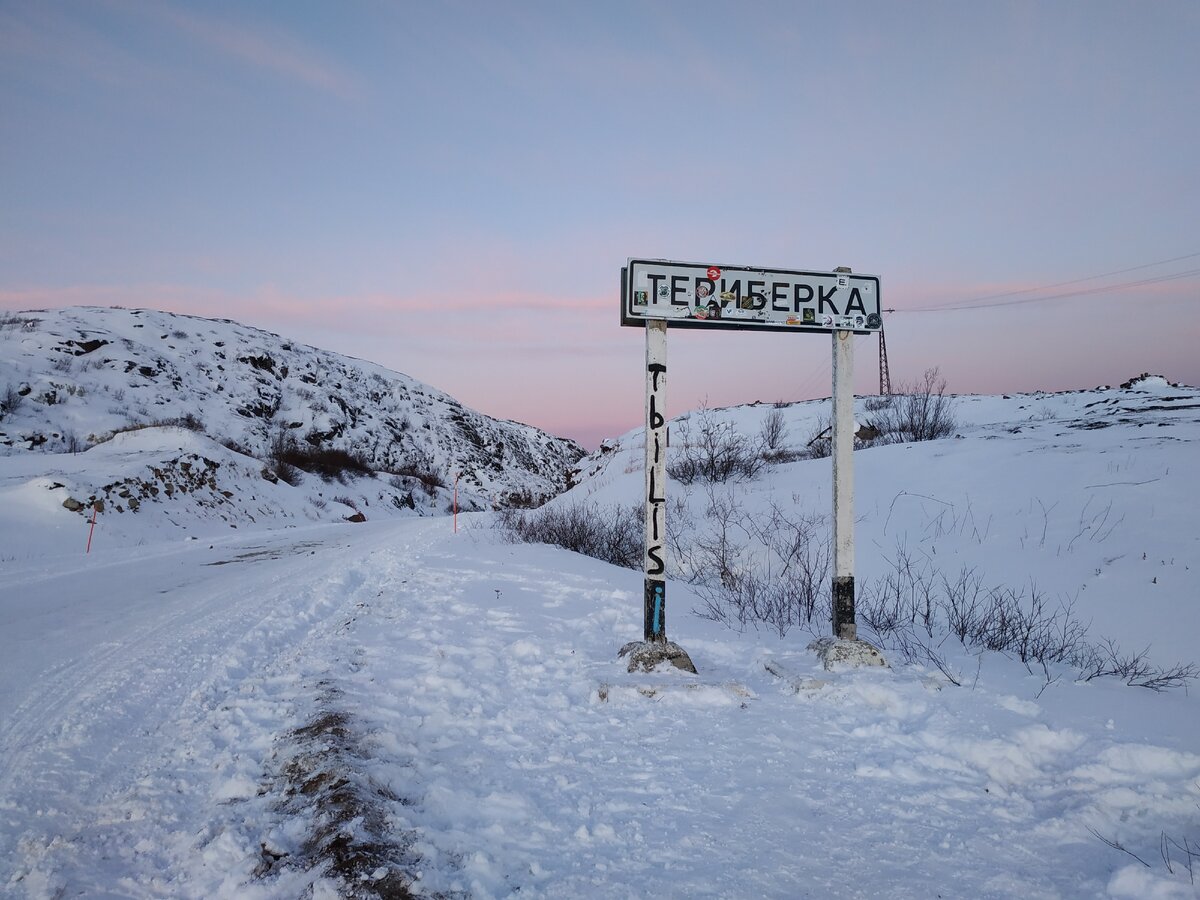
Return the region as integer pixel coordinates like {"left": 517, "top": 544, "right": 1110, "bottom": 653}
{"left": 878, "top": 315, "right": 893, "bottom": 396}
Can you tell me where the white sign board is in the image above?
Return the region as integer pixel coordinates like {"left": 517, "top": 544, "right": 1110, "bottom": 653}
{"left": 621, "top": 258, "right": 882, "bottom": 334}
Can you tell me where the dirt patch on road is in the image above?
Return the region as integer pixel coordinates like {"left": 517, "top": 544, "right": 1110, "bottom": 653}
{"left": 258, "top": 691, "right": 422, "bottom": 898}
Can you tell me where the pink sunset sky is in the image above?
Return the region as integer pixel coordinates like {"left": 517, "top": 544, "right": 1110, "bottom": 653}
{"left": 2, "top": 1, "right": 1197, "bottom": 449}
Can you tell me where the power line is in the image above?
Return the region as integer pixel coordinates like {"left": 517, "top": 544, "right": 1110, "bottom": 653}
{"left": 898, "top": 262, "right": 1200, "bottom": 314}
{"left": 792, "top": 353, "right": 831, "bottom": 400}
{"left": 902, "top": 250, "right": 1200, "bottom": 314}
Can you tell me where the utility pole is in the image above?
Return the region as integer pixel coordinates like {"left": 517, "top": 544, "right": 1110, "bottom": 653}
{"left": 831, "top": 268, "right": 856, "bottom": 640}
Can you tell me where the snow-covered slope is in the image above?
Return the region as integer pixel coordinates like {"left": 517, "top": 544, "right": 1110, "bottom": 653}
{"left": 568, "top": 374, "right": 1200, "bottom": 668}
{"left": 0, "top": 307, "right": 583, "bottom": 508}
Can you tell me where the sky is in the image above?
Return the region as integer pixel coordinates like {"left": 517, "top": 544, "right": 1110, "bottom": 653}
{"left": 2, "top": 0, "right": 1198, "bottom": 448}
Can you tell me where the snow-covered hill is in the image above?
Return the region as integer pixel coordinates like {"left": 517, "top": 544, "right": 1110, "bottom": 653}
{"left": 0, "top": 307, "right": 583, "bottom": 515}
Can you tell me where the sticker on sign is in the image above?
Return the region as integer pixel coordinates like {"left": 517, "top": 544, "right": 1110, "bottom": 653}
{"left": 621, "top": 259, "right": 882, "bottom": 334}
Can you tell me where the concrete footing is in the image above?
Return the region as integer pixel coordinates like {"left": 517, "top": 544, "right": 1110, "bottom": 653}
{"left": 808, "top": 637, "right": 887, "bottom": 671}
{"left": 618, "top": 640, "right": 698, "bottom": 674}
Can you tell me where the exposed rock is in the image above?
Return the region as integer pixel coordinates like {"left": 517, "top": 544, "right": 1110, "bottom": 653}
{"left": 68, "top": 338, "right": 109, "bottom": 355}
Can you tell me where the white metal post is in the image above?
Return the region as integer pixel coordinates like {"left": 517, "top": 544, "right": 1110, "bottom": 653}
{"left": 644, "top": 319, "right": 668, "bottom": 642}
{"left": 831, "top": 327, "right": 856, "bottom": 640}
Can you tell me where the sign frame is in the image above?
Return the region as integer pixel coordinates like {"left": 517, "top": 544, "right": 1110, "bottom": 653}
{"left": 621, "top": 258, "right": 882, "bottom": 335}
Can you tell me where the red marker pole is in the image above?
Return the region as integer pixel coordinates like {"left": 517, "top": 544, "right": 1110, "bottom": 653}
{"left": 453, "top": 472, "right": 459, "bottom": 534}
{"left": 86, "top": 502, "right": 98, "bottom": 554}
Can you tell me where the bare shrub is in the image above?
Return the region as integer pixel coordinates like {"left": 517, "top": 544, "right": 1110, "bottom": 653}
{"left": 668, "top": 411, "right": 763, "bottom": 484}
{"left": 387, "top": 448, "right": 444, "bottom": 495}
{"left": 759, "top": 408, "right": 806, "bottom": 463}
{"left": 856, "top": 546, "right": 1091, "bottom": 667}
{"left": 0, "top": 384, "right": 23, "bottom": 418}
{"left": 858, "top": 544, "right": 940, "bottom": 637}
{"left": 500, "top": 487, "right": 549, "bottom": 509}
{"left": 497, "top": 502, "right": 641, "bottom": 569}
{"left": 693, "top": 501, "right": 830, "bottom": 636}
{"left": 696, "top": 523, "right": 1195, "bottom": 691}
{"left": 274, "top": 439, "right": 373, "bottom": 483}
{"left": 1089, "top": 827, "right": 1200, "bottom": 882}
{"left": 90, "top": 414, "right": 206, "bottom": 446}
{"left": 870, "top": 367, "right": 957, "bottom": 443}
{"left": 759, "top": 408, "right": 788, "bottom": 451}
{"left": 0, "top": 314, "right": 40, "bottom": 331}
{"left": 805, "top": 415, "right": 832, "bottom": 459}
{"left": 269, "top": 432, "right": 301, "bottom": 485}
{"left": 864, "top": 394, "right": 894, "bottom": 412}
{"left": 1078, "top": 639, "right": 1199, "bottom": 691}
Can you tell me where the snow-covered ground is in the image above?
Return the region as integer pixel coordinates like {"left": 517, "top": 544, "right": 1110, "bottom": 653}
{"left": 2, "top": 376, "right": 1198, "bottom": 898}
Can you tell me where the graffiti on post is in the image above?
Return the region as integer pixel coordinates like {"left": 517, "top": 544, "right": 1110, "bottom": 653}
{"left": 646, "top": 361, "right": 666, "bottom": 578}
{"left": 644, "top": 322, "right": 668, "bottom": 640}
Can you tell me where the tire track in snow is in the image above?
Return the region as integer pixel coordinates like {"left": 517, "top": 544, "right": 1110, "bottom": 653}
{"left": 0, "top": 526, "right": 417, "bottom": 896}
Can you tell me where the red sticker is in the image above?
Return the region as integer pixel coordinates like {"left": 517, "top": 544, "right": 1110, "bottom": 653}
{"left": 706, "top": 267, "right": 721, "bottom": 280}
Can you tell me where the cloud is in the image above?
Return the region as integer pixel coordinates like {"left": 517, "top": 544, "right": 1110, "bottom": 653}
{"left": 121, "top": 0, "right": 360, "bottom": 101}
{"left": 0, "top": 5, "right": 152, "bottom": 89}
{"left": 1, "top": 3, "right": 360, "bottom": 102}
{"left": 0, "top": 281, "right": 625, "bottom": 361}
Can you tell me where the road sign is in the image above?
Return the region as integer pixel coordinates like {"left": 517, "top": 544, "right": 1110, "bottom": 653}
{"left": 621, "top": 258, "right": 882, "bottom": 334}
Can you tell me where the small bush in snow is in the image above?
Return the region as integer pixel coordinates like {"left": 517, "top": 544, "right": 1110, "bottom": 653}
{"left": 759, "top": 408, "right": 788, "bottom": 452}
{"left": 668, "top": 411, "right": 764, "bottom": 485}
{"left": 391, "top": 463, "right": 444, "bottom": 495}
{"left": 172, "top": 412, "right": 204, "bottom": 432}
{"left": 0, "top": 384, "right": 23, "bottom": 418}
{"left": 863, "top": 394, "right": 893, "bottom": 412}
{"left": 497, "top": 502, "right": 641, "bottom": 569}
{"left": 388, "top": 448, "right": 444, "bottom": 495}
{"left": 687, "top": 508, "right": 1196, "bottom": 691}
{"left": 870, "top": 367, "right": 958, "bottom": 443}
{"left": 501, "top": 487, "right": 549, "bottom": 509}
{"left": 274, "top": 440, "right": 373, "bottom": 483}
{"left": 1077, "top": 639, "right": 1199, "bottom": 691}
{"left": 692, "top": 503, "right": 830, "bottom": 637}
{"left": 804, "top": 415, "right": 832, "bottom": 460}
{"left": 757, "top": 408, "right": 806, "bottom": 463}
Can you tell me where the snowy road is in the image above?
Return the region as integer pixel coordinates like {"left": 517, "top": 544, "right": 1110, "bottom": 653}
{"left": 3, "top": 517, "right": 1199, "bottom": 898}
{"left": 1, "top": 521, "right": 411, "bottom": 897}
